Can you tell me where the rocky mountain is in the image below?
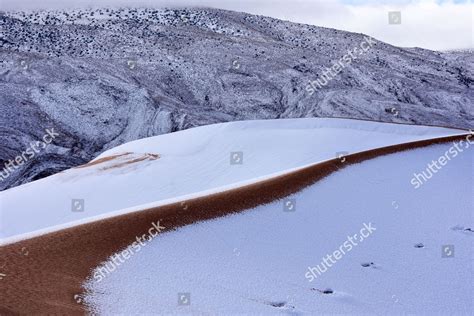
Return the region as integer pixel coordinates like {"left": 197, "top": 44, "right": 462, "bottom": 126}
{"left": 0, "top": 7, "right": 473, "bottom": 191}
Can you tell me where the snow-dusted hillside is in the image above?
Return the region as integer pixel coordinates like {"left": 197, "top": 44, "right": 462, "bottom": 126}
{"left": 0, "top": 118, "right": 464, "bottom": 243}
{"left": 1, "top": 7, "right": 473, "bottom": 191}
{"left": 84, "top": 142, "right": 473, "bottom": 315}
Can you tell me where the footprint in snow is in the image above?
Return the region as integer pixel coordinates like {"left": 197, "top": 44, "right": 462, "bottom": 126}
{"left": 269, "top": 301, "right": 285, "bottom": 307}
{"left": 414, "top": 243, "right": 425, "bottom": 248}
{"left": 311, "top": 288, "right": 357, "bottom": 303}
{"left": 361, "top": 262, "right": 377, "bottom": 268}
{"left": 266, "top": 301, "right": 295, "bottom": 310}
{"left": 311, "top": 288, "right": 334, "bottom": 294}
{"left": 451, "top": 225, "right": 474, "bottom": 235}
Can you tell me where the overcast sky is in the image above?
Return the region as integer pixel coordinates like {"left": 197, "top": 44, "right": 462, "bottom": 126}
{"left": 1, "top": 0, "right": 472, "bottom": 51}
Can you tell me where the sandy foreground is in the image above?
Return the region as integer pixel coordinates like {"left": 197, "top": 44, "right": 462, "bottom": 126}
{"left": 0, "top": 134, "right": 468, "bottom": 315}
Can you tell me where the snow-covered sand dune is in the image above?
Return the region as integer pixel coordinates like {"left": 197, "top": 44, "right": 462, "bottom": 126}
{"left": 0, "top": 118, "right": 465, "bottom": 242}
{"left": 0, "top": 123, "right": 470, "bottom": 314}
{"left": 84, "top": 142, "right": 473, "bottom": 315}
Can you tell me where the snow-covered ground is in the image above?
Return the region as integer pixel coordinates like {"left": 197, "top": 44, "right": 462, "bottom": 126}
{"left": 84, "top": 143, "right": 473, "bottom": 315}
{"left": 0, "top": 118, "right": 464, "bottom": 242}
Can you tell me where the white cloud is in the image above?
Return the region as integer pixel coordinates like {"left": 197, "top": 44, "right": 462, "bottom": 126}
{"left": 327, "top": 0, "right": 473, "bottom": 51}
{"left": 2, "top": 0, "right": 472, "bottom": 51}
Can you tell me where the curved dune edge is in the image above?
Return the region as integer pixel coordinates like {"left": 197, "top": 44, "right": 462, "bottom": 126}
{"left": 0, "top": 134, "right": 469, "bottom": 315}
{"left": 317, "top": 115, "right": 469, "bottom": 131}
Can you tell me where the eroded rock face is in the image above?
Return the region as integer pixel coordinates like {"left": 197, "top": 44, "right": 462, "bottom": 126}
{"left": 0, "top": 8, "right": 473, "bottom": 190}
